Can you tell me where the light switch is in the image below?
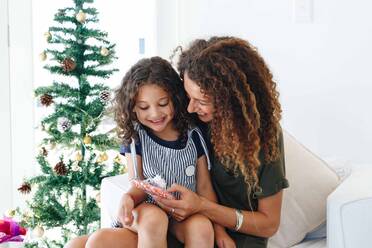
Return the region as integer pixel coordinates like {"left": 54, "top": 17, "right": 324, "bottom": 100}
{"left": 293, "top": 0, "right": 313, "bottom": 23}
{"left": 139, "top": 38, "right": 145, "bottom": 54}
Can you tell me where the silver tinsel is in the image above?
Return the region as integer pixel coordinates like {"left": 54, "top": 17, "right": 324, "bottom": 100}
{"left": 57, "top": 117, "right": 72, "bottom": 133}
{"left": 99, "top": 90, "right": 111, "bottom": 103}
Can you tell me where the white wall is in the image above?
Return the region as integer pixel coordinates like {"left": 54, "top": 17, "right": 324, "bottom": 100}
{"left": 158, "top": 0, "right": 372, "bottom": 164}
{"left": 0, "top": 0, "right": 13, "bottom": 214}
{"left": 156, "top": 0, "right": 179, "bottom": 60}
{"left": 8, "top": 0, "right": 35, "bottom": 209}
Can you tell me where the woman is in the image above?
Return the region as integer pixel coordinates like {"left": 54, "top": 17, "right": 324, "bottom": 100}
{"left": 66, "top": 36, "right": 288, "bottom": 248}
{"left": 154, "top": 36, "right": 289, "bottom": 248}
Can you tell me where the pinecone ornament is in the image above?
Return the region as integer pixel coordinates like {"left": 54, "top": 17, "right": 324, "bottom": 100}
{"left": 99, "top": 90, "right": 111, "bottom": 103}
{"left": 40, "top": 94, "right": 53, "bottom": 106}
{"left": 54, "top": 161, "right": 68, "bottom": 176}
{"left": 62, "top": 58, "right": 76, "bottom": 72}
{"left": 18, "top": 183, "right": 31, "bottom": 194}
{"left": 57, "top": 117, "right": 72, "bottom": 133}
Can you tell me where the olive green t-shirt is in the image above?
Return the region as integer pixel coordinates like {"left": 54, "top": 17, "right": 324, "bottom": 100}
{"left": 167, "top": 127, "right": 289, "bottom": 248}
{"left": 210, "top": 130, "right": 289, "bottom": 248}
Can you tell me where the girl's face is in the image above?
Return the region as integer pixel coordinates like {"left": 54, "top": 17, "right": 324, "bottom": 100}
{"left": 133, "top": 84, "right": 175, "bottom": 135}
{"left": 184, "top": 72, "right": 215, "bottom": 123}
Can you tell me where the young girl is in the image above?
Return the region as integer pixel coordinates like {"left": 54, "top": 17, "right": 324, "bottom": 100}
{"left": 112, "top": 56, "right": 225, "bottom": 248}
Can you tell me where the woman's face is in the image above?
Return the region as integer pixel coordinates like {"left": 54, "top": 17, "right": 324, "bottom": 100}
{"left": 183, "top": 72, "right": 215, "bottom": 123}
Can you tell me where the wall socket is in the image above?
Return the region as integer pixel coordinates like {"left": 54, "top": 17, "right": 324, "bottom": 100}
{"left": 293, "top": 0, "right": 313, "bottom": 23}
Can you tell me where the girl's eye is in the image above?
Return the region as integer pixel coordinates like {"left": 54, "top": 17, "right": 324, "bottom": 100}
{"left": 199, "top": 101, "right": 208, "bottom": 106}
{"left": 138, "top": 106, "right": 149, "bottom": 110}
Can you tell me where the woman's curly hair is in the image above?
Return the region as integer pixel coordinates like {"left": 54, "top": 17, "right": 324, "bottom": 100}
{"left": 114, "top": 56, "right": 190, "bottom": 145}
{"left": 178, "top": 37, "right": 282, "bottom": 192}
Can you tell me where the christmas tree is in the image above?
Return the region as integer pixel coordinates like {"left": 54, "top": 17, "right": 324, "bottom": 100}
{"left": 15, "top": 0, "right": 122, "bottom": 247}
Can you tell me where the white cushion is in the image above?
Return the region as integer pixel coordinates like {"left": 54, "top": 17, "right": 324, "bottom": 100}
{"left": 327, "top": 169, "right": 372, "bottom": 248}
{"left": 291, "top": 239, "right": 326, "bottom": 248}
{"left": 268, "top": 131, "right": 340, "bottom": 248}
{"left": 100, "top": 174, "right": 131, "bottom": 227}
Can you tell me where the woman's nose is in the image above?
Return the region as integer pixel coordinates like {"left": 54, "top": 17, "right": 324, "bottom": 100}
{"left": 187, "top": 99, "right": 197, "bottom": 113}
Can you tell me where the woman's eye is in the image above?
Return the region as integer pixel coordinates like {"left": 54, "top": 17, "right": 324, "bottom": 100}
{"left": 138, "top": 106, "right": 149, "bottom": 110}
{"left": 159, "top": 102, "right": 169, "bottom": 107}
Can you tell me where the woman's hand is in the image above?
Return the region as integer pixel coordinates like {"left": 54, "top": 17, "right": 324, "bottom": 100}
{"left": 153, "top": 184, "right": 204, "bottom": 221}
{"left": 117, "top": 193, "right": 135, "bottom": 226}
{"left": 215, "top": 228, "right": 236, "bottom": 248}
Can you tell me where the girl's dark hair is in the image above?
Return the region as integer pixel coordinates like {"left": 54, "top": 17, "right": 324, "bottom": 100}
{"left": 177, "top": 37, "right": 282, "bottom": 192}
{"left": 115, "top": 56, "right": 190, "bottom": 145}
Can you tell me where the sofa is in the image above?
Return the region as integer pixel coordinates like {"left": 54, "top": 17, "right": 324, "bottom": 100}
{"left": 100, "top": 131, "right": 372, "bottom": 248}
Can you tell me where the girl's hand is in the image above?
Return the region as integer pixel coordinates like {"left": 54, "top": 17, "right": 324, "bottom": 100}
{"left": 215, "top": 228, "right": 236, "bottom": 248}
{"left": 117, "top": 194, "right": 135, "bottom": 226}
{"left": 153, "top": 184, "right": 204, "bottom": 221}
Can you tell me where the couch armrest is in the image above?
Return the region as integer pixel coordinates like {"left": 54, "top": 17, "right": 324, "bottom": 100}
{"left": 327, "top": 168, "right": 372, "bottom": 248}
{"left": 100, "top": 174, "right": 131, "bottom": 228}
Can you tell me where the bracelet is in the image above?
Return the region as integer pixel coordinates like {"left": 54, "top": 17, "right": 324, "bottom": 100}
{"left": 234, "top": 209, "right": 244, "bottom": 231}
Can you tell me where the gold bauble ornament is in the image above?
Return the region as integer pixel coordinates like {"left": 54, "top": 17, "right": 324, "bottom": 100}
{"left": 22, "top": 211, "right": 31, "bottom": 222}
{"left": 32, "top": 226, "right": 44, "bottom": 238}
{"left": 114, "top": 155, "right": 121, "bottom": 164}
{"left": 49, "top": 142, "right": 56, "bottom": 149}
{"left": 44, "top": 32, "right": 52, "bottom": 42}
{"left": 75, "top": 152, "right": 83, "bottom": 161}
{"left": 39, "top": 52, "right": 47, "bottom": 61}
{"left": 121, "top": 165, "right": 128, "bottom": 174}
{"left": 96, "top": 152, "right": 108, "bottom": 164}
{"left": 83, "top": 135, "right": 92, "bottom": 145}
{"left": 98, "top": 152, "right": 108, "bottom": 162}
{"left": 100, "top": 47, "right": 109, "bottom": 57}
{"left": 76, "top": 10, "right": 86, "bottom": 23}
{"left": 95, "top": 192, "right": 101, "bottom": 203}
{"left": 6, "top": 209, "right": 16, "bottom": 217}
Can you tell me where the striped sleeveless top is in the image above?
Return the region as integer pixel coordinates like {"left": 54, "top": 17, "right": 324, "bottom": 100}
{"left": 132, "top": 125, "right": 211, "bottom": 195}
